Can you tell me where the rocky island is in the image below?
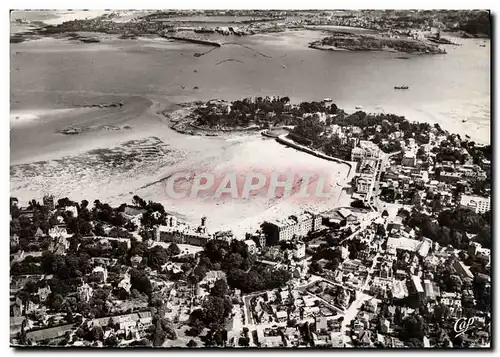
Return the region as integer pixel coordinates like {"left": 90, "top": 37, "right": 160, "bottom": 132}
{"left": 309, "top": 32, "right": 446, "bottom": 54}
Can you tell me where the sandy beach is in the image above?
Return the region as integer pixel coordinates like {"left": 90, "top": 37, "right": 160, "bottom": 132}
{"left": 10, "top": 108, "right": 81, "bottom": 127}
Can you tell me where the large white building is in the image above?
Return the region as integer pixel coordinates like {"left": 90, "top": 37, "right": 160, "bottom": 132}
{"left": 263, "top": 211, "right": 322, "bottom": 244}
{"left": 352, "top": 141, "right": 382, "bottom": 161}
{"left": 459, "top": 194, "right": 491, "bottom": 214}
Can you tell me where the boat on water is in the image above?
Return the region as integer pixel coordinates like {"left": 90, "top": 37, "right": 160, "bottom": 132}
{"left": 462, "top": 118, "right": 468, "bottom": 123}
{"left": 394, "top": 85, "right": 409, "bottom": 90}
{"left": 80, "top": 37, "right": 100, "bottom": 43}
{"left": 355, "top": 106, "right": 363, "bottom": 110}
{"left": 465, "top": 134, "right": 471, "bottom": 139}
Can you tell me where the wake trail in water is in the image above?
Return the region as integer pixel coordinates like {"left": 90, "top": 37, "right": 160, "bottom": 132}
{"left": 193, "top": 47, "right": 218, "bottom": 57}
{"left": 216, "top": 58, "right": 244, "bottom": 65}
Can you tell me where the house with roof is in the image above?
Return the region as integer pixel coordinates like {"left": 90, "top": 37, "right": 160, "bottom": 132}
{"left": 77, "top": 282, "right": 94, "bottom": 303}
{"left": 91, "top": 311, "right": 153, "bottom": 336}
{"left": 11, "top": 234, "right": 19, "bottom": 247}
{"left": 338, "top": 208, "right": 357, "bottom": 224}
{"left": 92, "top": 266, "right": 108, "bottom": 283}
{"left": 452, "top": 260, "right": 474, "bottom": 280}
{"left": 48, "top": 236, "right": 70, "bottom": 255}
{"left": 48, "top": 226, "right": 69, "bottom": 239}
{"left": 130, "top": 255, "right": 143, "bottom": 267}
{"left": 34, "top": 227, "right": 45, "bottom": 241}
{"left": 392, "top": 279, "right": 409, "bottom": 300}
{"left": 315, "top": 315, "right": 329, "bottom": 334}
{"left": 244, "top": 239, "right": 257, "bottom": 255}
{"left": 441, "top": 292, "right": 462, "bottom": 318}
{"left": 410, "top": 275, "right": 425, "bottom": 301}
{"left": 275, "top": 310, "right": 288, "bottom": 323}
{"left": 284, "top": 327, "right": 301, "bottom": 347}
{"left": 201, "top": 270, "right": 227, "bottom": 289}
{"left": 10, "top": 297, "right": 23, "bottom": 317}
{"left": 358, "top": 330, "right": 373, "bottom": 347}
{"left": 363, "top": 299, "right": 378, "bottom": 313}
{"left": 423, "top": 279, "right": 440, "bottom": 302}
{"left": 386, "top": 237, "right": 431, "bottom": 258}
{"left": 37, "top": 286, "right": 51, "bottom": 302}
{"left": 380, "top": 319, "right": 391, "bottom": 334}
{"left": 24, "top": 324, "right": 76, "bottom": 345}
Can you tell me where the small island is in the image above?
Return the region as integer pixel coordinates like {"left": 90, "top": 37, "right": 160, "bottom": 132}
{"left": 309, "top": 32, "right": 446, "bottom": 54}
{"left": 77, "top": 101, "right": 124, "bottom": 109}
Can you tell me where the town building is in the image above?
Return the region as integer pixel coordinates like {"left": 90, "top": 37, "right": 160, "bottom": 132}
{"left": 263, "top": 211, "right": 321, "bottom": 244}
{"left": 401, "top": 151, "right": 416, "bottom": 167}
{"left": 452, "top": 260, "right": 474, "bottom": 280}
{"left": 42, "top": 195, "right": 55, "bottom": 210}
{"left": 37, "top": 286, "right": 51, "bottom": 302}
{"left": 459, "top": 194, "right": 491, "bottom": 214}
{"left": 410, "top": 275, "right": 425, "bottom": 300}
{"left": 77, "top": 282, "right": 94, "bottom": 303}
{"left": 92, "top": 266, "right": 108, "bottom": 283}
{"left": 244, "top": 239, "right": 257, "bottom": 254}
{"left": 386, "top": 237, "right": 431, "bottom": 258}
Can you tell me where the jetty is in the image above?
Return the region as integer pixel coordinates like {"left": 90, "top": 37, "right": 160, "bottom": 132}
{"left": 275, "top": 134, "right": 356, "bottom": 179}
{"left": 163, "top": 35, "right": 221, "bottom": 47}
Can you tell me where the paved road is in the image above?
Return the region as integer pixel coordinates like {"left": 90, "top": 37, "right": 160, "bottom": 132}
{"left": 340, "top": 291, "right": 372, "bottom": 336}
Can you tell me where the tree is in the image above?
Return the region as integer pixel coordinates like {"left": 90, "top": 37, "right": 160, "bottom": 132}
{"left": 93, "top": 223, "right": 106, "bottom": 237}
{"left": 190, "top": 265, "right": 208, "bottom": 284}
{"left": 65, "top": 310, "right": 74, "bottom": 324}
{"left": 211, "top": 279, "right": 229, "bottom": 298}
{"left": 88, "top": 326, "right": 104, "bottom": 341}
{"left": 400, "top": 316, "right": 425, "bottom": 341}
{"left": 130, "top": 240, "right": 147, "bottom": 257}
{"left": 133, "top": 195, "right": 147, "bottom": 208}
{"left": 166, "top": 243, "right": 181, "bottom": 256}
{"left": 205, "top": 327, "right": 227, "bottom": 347}
{"left": 130, "top": 270, "right": 152, "bottom": 296}
{"left": 238, "top": 337, "right": 250, "bottom": 346}
{"left": 187, "top": 339, "right": 198, "bottom": 348}
{"left": 152, "top": 323, "right": 167, "bottom": 347}
{"left": 148, "top": 245, "right": 168, "bottom": 270}
{"left": 202, "top": 296, "right": 232, "bottom": 325}
{"left": 351, "top": 199, "right": 368, "bottom": 209}
{"left": 46, "top": 293, "right": 64, "bottom": 312}
{"left": 222, "top": 252, "right": 244, "bottom": 271}
{"left": 104, "top": 335, "right": 119, "bottom": 347}
{"left": 187, "top": 310, "right": 205, "bottom": 336}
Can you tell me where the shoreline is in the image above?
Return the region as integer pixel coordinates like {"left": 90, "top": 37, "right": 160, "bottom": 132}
{"left": 308, "top": 31, "right": 447, "bottom": 55}
{"left": 164, "top": 97, "right": 490, "bottom": 146}
{"left": 164, "top": 103, "right": 263, "bottom": 137}
{"left": 274, "top": 134, "right": 356, "bottom": 180}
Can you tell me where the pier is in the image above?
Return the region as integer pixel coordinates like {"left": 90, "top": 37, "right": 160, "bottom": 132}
{"left": 162, "top": 35, "right": 221, "bottom": 47}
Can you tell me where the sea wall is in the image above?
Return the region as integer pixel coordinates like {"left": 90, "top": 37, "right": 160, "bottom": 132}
{"left": 162, "top": 35, "right": 221, "bottom": 47}
{"left": 275, "top": 134, "right": 356, "bottom": 178}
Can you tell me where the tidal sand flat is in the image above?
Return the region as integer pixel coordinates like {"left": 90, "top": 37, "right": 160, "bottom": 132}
{"left": 135, "top": 135, "right": 351, "bottom": 236}
{"left": 10, "top": 137, "right": 186, "bottom": 205}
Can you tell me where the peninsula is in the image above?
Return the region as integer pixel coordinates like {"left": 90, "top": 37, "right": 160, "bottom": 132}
{"left": 309, "top": 32, "right": 446, "bottom": 54}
